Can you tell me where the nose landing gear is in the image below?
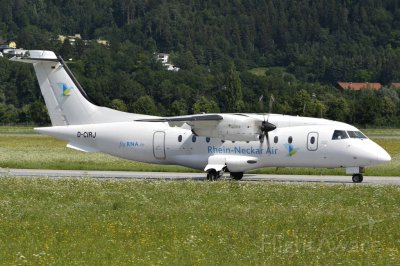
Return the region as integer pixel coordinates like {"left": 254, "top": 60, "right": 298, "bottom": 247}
{"left": 352, "top": 174, "right": 363, "bottom": 183}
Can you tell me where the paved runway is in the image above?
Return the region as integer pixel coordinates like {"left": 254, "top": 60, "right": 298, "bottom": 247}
{"left": 1, "top": 168, "right": 400, "bottom": 185}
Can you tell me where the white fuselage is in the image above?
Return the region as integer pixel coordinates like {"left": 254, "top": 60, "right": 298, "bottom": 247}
{"left": 36, "top": 114, "right": 391, "bottom": 172}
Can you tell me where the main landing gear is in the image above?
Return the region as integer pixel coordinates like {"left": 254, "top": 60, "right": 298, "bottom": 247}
{"left": 206, "top": 169, "right": 244, "bottom": 181}
{"left": 230, "top": 172, "right": 244, "bottom": 180}
{"left": 206, "top": 169, "right": 223, "bottom": 181}
{"left": 352, "top": 174, "right": 363, "bottom": 183}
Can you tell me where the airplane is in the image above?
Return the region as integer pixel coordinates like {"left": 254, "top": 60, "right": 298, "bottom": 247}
{"left": 9, "top": 50, "right": 391, "bottom": 183}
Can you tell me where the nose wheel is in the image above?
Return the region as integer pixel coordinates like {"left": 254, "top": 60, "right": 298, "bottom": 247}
{"left": 352, "top": 174, "right": 363, "bottom": 183}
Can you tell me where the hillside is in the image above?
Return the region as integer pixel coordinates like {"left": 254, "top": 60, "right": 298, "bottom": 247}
{"left": 0, "top": 0, "right": 399, "bottom": 126}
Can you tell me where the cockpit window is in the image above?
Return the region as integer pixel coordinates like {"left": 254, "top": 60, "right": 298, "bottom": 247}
{"left": 332, "top": 130, "right": 348, "bottom": 140}
{"left": 347, "top": 131, "right": 367, "bottom": 139}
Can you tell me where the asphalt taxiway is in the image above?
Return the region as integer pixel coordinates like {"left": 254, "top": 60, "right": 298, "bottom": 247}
{"left": 1, "top": 168, "right": 400, "bottom": 185}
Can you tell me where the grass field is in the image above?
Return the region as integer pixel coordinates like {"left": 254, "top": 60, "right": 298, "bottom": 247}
{"left": 363, "top": 128, "right": 400, "bottom": 137}
{"left": 0, "top": 178, "right": 399, "bottom": 265}
{"left": 0, "top": 125, "right": 36, "bottom": 134}
{"left": 0, "top": 133, "right": 399, "bottom": 176}
{"left": 1, "top": 127, "right": 399, "bottom": 264}
{"left": 0, "top": 135, "right": 194, "bottom": 172}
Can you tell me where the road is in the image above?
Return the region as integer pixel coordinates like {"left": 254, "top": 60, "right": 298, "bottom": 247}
{"left": 1, "top": 168, "right": 400, "bottom": 185}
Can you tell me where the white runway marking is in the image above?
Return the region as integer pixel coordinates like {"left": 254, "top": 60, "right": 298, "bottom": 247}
{"left": 1, "top": 168, "right": 400, "bottom": 185}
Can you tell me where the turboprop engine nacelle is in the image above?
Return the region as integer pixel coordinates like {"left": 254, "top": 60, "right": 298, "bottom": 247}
{"left": 191, "top": 114, "right": 261, "bottom": 141}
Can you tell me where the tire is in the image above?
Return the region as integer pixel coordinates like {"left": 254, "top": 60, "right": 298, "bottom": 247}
{"left": 230, "top": 172, "right": 244, "bottom": 180}
{"left": 207, "top": 170, "right": 218, "bottom": 181}
{"left": 352, "top": 174, "right": 363, "bottom": 183}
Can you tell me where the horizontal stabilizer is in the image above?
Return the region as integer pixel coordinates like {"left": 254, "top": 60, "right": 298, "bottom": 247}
{"left": 67, "top": 143, "right": 99, "bottom": 153}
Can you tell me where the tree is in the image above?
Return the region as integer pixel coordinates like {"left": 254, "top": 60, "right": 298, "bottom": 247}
{"left": 27, "top": 101, "right": 50, "bottom": 125}
{"left": 110, "top": 99, "right": 128, "bottom": 111}
{"left": 325, "top": 95, "right": 350, "bottom": 122}
{"left": 60, "top": 38, "right": 74, "bottom": 60}
{"left": 291, "top": 89, "right": 314, "bottom": 116}
{"left": 170, "top": 99, "right": 187, "bottom": 116}
{"left": 0, "top": 103, "right": 18, "bottom": 123}
{"left": 225, "top": 62, "right": 244, "bottom": 112}
{"left": 192, "top": 96, "right": 220, "bottom": 114}
{"left": 131, "top": 95, "right": 158, "bottom": 115}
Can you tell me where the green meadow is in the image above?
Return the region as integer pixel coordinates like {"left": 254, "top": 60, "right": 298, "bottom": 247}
{"left": 0, "top": 125, "right": 36, "bottom": 134}
{"left": 0, "top": 127, "right": 400, "bottom": 264}
{"left": 0, "top": 128, "right": 399, "bottom": 176}
{"left": 0, "top": 135, "right": 193, "bottom": 172}
{"left": 0, "top": 178, "right": 399, "bottom": 265}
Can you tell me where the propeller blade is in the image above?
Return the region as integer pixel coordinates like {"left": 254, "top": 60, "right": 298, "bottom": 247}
{"left": 266, "top": 132, "right": 270, "bottom": 149}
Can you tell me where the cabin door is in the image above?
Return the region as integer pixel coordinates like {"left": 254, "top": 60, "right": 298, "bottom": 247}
{"left": 153, "top": 131, "right": 166, "bottom": 159}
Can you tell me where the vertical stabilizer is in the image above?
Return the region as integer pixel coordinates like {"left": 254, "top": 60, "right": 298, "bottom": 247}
{"left": 10, "top": 50, "right": 154, "bottom": 126}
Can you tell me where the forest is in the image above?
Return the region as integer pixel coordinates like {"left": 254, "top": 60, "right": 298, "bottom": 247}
{"left": 0, "top": 0, "right": 400, "bottom": 127}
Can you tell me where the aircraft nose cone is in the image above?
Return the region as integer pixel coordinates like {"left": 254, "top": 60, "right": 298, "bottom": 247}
{"left": 377, "top": 150, "right": 391, "bottom": 163}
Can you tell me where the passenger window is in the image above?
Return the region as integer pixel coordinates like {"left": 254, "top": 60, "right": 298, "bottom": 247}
{"left": 288, "top": 136, "right": 293, "bottom": 144}
{"left": 206, "top": 137, "right": 210, "bottom": 143}
{"left": 192, "top": 135, "right": 197, "bottom": 142}
{"left": 274, "top": 136, "right": 278, "bottom": 143}
{"left": 310, "top": 136, "right": 315, "bottom": 144}
{"left": 347, "top": 131, "right": 367, "bottom": 139}
{"left": 332, "top": 130, "right": 348, "bottom": 140}
{"left": 178, "top": 135, "right": 182, "bottom": 142}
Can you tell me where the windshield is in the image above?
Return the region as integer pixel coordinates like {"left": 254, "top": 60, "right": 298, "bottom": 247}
{"left": 332, "top": 130, "right": 349, "bottom": 140}
{"left": 347, "top": 131, "right": 367, "bottom": 139}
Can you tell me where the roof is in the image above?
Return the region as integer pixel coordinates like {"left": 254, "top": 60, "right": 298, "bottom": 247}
{"left": 337, "top": 82, "right": 382, "bottom": 91}
{"left": 390, "top": 83, "right": 400, "bottom": 88}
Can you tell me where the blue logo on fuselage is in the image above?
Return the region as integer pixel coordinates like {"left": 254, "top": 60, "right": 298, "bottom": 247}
{"left": 283, "top": 144, "right": 299, "bottom": 157}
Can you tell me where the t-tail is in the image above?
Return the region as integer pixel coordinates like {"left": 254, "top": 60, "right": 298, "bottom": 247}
{"left": 10, "top": 50, "right": 154, "bottom": 126}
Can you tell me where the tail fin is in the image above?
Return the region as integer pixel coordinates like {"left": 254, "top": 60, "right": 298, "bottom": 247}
{"left": 10, "top": 50, "right": 152, "bottom": 126}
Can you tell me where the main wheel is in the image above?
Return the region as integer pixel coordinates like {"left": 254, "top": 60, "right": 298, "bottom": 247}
{"left": 352, "top": 174, "right": 363, "bottom": 183}
{"left": 207, "top": 170, "right": 218, "bottom": 181}
{"left": 230, "top": 172, "right": 244, "bottom": 180}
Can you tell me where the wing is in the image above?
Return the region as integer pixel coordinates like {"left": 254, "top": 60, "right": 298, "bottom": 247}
{"left": 136, "top": 113, "right": 272, "bottom": 141}
{"left": 136, "top": 114, "right": 223, "bottom": 127}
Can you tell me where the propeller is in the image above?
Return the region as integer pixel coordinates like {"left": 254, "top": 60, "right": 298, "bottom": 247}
{"left": 258, "top": 94, "right": 276, "bottom": 146}
{"left": 259, "top": 118, "right": 276, "bottom": 145}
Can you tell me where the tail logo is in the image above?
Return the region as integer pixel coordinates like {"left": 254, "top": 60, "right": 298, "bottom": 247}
{"left": 57, "top": 83, "right": 73, "bottom": 96}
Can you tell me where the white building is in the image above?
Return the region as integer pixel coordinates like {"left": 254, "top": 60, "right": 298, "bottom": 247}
{"left": 155, "top": 53, "right": 180, "bottom": 71}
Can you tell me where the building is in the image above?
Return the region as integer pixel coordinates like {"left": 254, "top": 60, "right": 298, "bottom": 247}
{"left": 337, "top": 82, "right": 382, "bottom": 91}
{"left": 156, "top": 53, "right": 170, "bottom": 64}
{"left": 57, "top": 34, "right": 82, "bottom": 45}
{"left": 55, "top": 34, "right": 109, "bottom": 47}
{"left": 390, "top": 83, "right": 400, "bottom": 89}
{"left": 96, "top": 38, "right": 110, "bottom": 47}
{"left": 0, "top": 40, "right": 17, "bottom": 52}
{"left": 155, "top": 53, "right": 180, "bottom": 71}
{"left": 8, "top": 41, "right": 16, "bottom": 48}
